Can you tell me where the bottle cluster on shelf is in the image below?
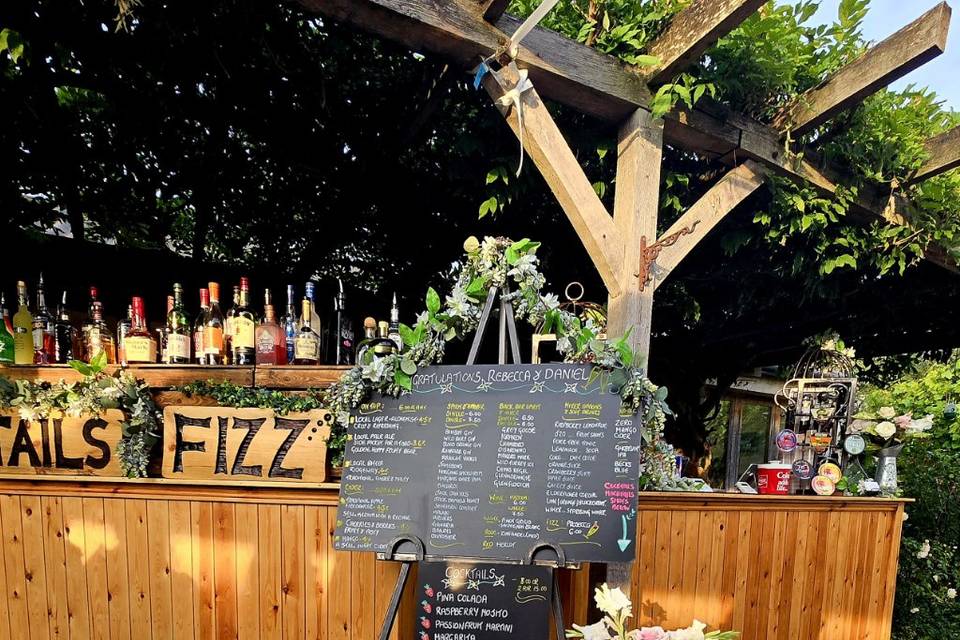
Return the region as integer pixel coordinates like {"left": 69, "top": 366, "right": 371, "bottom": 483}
{"left": 0, "top": 276, "right": 406, "bottom": 367}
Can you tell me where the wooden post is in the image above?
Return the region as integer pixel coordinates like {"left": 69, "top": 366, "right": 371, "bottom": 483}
{"left": 607, "top": 109, "right": 664, "bottom": 364}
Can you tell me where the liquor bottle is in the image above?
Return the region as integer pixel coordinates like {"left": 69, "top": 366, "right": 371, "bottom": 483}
{"left": 82, "top": 301, "right": 116, "bottom": 364}
{"left": 166, "top": 284, "right": 192, "bottom": 365}
{"left": 54, "top": 291, "right": 77, "bottom": 364}
{"left": 388, "top": 293, "right": 403, "bottom": 353}
{"left": 0, "top": 293, "right": 14, "bottom": 364}
{"left": 256, "top": 289, "right": 286, "bottom": 365}
{"left": 293, "top": 299, "right": 320, "bottom": 365}
{"left": 117, "top": 305, "right": 133, "bottom": 364}
{"left": 355, "top": 317, "right": 378, "bottom": 364}
{"left": 202, "top": 282, "right": 226, "bottom": 365}
{"left": 32, "top": 274, "right": 55, "bottom": 364}
{"left": 223, "top": 284, "right": 240, "bottom": 366}
{"left": 124, "top": 297, "right": 157, "bottom": 364}
{"left": 334, "top": 279, "right": 355, "bottom": 365}
{"left": 375, "top": 321, "right": 395, "bottom": 357}
{"left": 12, "top": 281, "right": 34, "bottom": 365}
{"left": 281, "top": 285, "right": 297, "bottom": 365}
{"left": 304, "top": 281, "right": 323, "bottom": 340}
{"left": 194, "top": 288, "right": 209, "bottom": 364}
{"left": 157, "top": 295, "right": 174, "bottom": 363}
{"left": 231, "top": 277, "right": 256, "bottom": 365}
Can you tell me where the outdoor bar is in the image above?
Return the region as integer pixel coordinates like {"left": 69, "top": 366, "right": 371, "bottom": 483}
{"left": 2, "top": 0, "right": 959, "bottom": 639}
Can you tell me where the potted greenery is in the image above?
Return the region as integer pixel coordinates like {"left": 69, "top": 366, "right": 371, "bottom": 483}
{"left": 851, "top": 406, "right": 933, "bottom": 495}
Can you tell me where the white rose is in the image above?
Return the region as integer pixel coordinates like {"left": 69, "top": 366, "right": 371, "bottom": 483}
{"left": 875, "top": 421, "right": 897, "bottom": 439}
{"left": 947, "top": 588, "right": 957, "bottom": 599}
{"left": 877, "top": 406, "right": 897, "bottom": 420}
{"left": 594, "top": 584, "right": 633, "bottom": 618}
{"left": 667, "top": 620, "right": 707, "bottom": 640}
{"left": 907, "top": 415, "right": 934, "bottom": 432}
{"left": 917, "top": 540, "right": 931, "bottom": 559}
{"left": 849, "top": 419, "right": 874, "bottom": 433}
{"left": 571, "top": 621, "right": 612, "bottom": 640}
{"left": 910, "top": 607, "right": 920, "bottom": 614}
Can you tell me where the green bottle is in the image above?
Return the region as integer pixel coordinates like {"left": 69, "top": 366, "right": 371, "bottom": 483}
{"left": 0, "top": 292, "right": 14, "bottom": 364}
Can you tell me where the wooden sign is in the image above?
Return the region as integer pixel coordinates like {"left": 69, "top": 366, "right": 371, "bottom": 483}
{"left": 0, "top": 409, "right": 125, "bottom": 476}
{"left": 162, "top": 407, "right": 332, "bottom": 484}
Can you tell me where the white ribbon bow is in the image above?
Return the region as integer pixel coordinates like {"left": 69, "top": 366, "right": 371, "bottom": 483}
{"left": 496, "top": 68, "right": 535, "bottom": 177}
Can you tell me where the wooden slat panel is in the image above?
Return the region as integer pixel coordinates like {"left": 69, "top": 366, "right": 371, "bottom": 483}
{"left": 281, "top": 505, "right": 306, "bottom": 640}
{"left": 41, "top": 497, "right": 69, "bottom": 640}
{"left": 191, "top": 501, "right": 216, "bottom": 640}
{"left": 253, "top": 365, "right": 350, "bottom": 389}
{"left": 19, "top": 496, "right": 50, "bottom": 640}
{"left": 0, "top": 364, "right": 254, "bottom": 387}
{"left": 126, "top": 499, "right": 153, "bottom": 637}
{"left": 786, "top": 511, "right": 811, "bottom": 639}
{"left": 62, "top": 496, "right": 92, "bottom": 640}
{"left": 328, "top": 511, "right": 352, "bottom": 640}
{"left": 1, "top": 495, "right": 31, "bottom": 639}
{"left": 213, "top": 502, "right": 239, "bottom": 640}
{"left": 146, "top": 501, "right": 174, "bottom": 639}
{"left": 81, "top": 499, "right": 111, "bottom": 640}
{"left": 351, "top": 550, "right": 377, "bottom": 640}
{"left": 258, "top": 505, "right": 283, "bottom": 640}
{"left": 304, "top": 505, "right": 327, "bottom": 640}
{"left": 168, "top": 500, "right": 195, "bottom": 640}
{"left": 103, "top": 497, "right": 132, "bottom": 640}
{"left": 235, "top": 503, "right": 261, "bottom": 640}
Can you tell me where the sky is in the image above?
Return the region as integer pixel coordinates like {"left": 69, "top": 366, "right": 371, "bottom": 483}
{"left": 806, "top": 0, "right": 958, "bottom": 111}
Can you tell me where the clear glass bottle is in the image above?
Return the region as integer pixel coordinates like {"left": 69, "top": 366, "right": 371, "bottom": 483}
{"left": 355, "top": 317, "right": 378, "bottom": 364}
{"left": 293, "top": 299, "right": 320, "bottom": 365}
{"left": 232, "top": 277, "right": 256, "bottom": 366}
{"left": 32, "top": 274, "right": 55, "bottom": 364}
{"left": 83, "top": 301, "right": 116, "bottom": 364}
{"left": 388, "top": 293, "right": 403, "bottom": 353}
{"left": 223, "top": 284, "right": 240, "bottom": 366}
{"left": 281, "top": 284, "right": 297, "bottom": 365}
{"left": 54, "top": 291, "right": 77, "bottom": 364}
{"left": 124, "top": 296, "right": 157, "bottom": 364}
{"left": 194, "top": 288, "right": 209, "bottom": 364}
{"left": 202, "top": 282, "right": 226, "bottom": 365}
{"left": 0, "top": 292, "right": 14, "bottom": 364}
{"left": 166, "top": 284, "right": 192, "bottom": 364}
{"left": 12, "top": 281, "right": 34, "bottom": 365}
{"left": 117, "top": 305, "right": 133, "bottom": 364}
{"left": 256, "top": 289, "right": 286, "bottom": 365}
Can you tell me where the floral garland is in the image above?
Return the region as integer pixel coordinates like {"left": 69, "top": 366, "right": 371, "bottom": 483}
{"left": 325, "top": 236, "right": 677, "bottom": 485}
{"left": 0, "top": 352, "right": 160, "bottom": 478}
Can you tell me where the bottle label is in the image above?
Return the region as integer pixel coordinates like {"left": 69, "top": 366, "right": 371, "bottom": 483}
{"left": 256, "top": 330, "right": 276, "bottom": 354}
{"left": 125, "top": 336, "right": 155, "bottom": 363}
{"left": 194, "top": 330, "right": 203, "bottom": 357}
{"left": 294, "top": 335, "right": 318, "bottom": 361}
{"left": 203, "top": 327, "right": 223, "bottom": 355}
{"left": 233, "top": 317, "right": 255, "bottom": 349}
{"left": 225, "top": 316, "right": 235, "bottom": 337}
{"left": 167, "top": 333, "right": 191, "bottom": 359}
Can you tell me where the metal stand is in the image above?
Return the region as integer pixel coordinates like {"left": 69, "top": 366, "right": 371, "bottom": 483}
{"left": 466, "top": 285, "right": 522, "bottom": 365}
{"left": 377, "top": 536, "right": 426, "bottom": 640}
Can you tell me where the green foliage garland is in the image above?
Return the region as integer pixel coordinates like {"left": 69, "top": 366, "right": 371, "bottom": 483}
{"left": 0, "top": 352, "right": 161, "bottom": 478}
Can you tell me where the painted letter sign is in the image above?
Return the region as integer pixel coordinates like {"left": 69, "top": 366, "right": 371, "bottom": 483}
{"left": 0, "top": 409, "right": 125, "bottom": 476}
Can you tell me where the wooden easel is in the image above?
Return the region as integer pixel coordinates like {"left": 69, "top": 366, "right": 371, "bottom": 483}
{"left": 375, "top": 285, "right": 569, "bottom": 640}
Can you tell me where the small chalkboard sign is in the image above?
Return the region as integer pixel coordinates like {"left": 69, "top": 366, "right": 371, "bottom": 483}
{"left": 415, "top": 561, "right": 552, "bottom": 640}
{"left": 334, "top": 364, "right": 640, "bottom": 564}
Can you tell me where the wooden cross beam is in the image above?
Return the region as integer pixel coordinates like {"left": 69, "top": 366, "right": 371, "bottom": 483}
{"left": 910, "top": 126, "right": 960, "bottom": 183}
{"left": 772, "top": 2, "right": 952, "bottom": 136}
{"left": 478, "top": 0, "right": 511, "bottom": 23}
{"left": 642, "top": 0, "right": 767, "bottom": 85}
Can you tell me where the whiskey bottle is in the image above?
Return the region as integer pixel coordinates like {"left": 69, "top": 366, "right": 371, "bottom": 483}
{"left": 32, "top": 274, "right": 55, "bottom": 364}
{"left": 0, "top": 293, "right": 14, "bottom": 364}
{"left": 293, "top": 299, "right": 320, "bottom": 365}
{"left": 231, "top": 277, "right": 256, "bottom": 366}
{"left": 388, "top": 293, "right": 403, "bottom": 353}
{"left": 82, "top": 301, "right": 116, "bottom": 364}
{"left": 281, "top": 284, "right": 297, "bottom": 365}
{"left": 303, "top": 281, "right": 323, "bottom": 342}
{"left": 194, "top": 288, "right": 209, "bottom": 364}
{"left": 223, "top": 284, "right": 240, "bottom": 366}
{"left": 256, "top": 289, "right": 286, "bottom": 365}
{"left": 202, "top": 282, "right": 227, "bottom": 365}
{"left": 117, "top": 305, "right": 133, "bottom": 364}
{"left": 12, "top": 281, "right": 34, "bottom": 365}
{"left": 54, "top": 291, "right": 77, "bottom": 364}
{"left": 166, "top": 284, "right": 192, "bottom": 365}
{"left": 124, "top": 297, "right": 157, "bottom": 364}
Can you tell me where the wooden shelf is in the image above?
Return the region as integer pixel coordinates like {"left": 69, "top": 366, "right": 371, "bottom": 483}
{"left": 0, "top": 364, "right": 350, "bottom": 389}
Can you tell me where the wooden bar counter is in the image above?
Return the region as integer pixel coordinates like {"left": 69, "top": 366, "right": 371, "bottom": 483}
{"left": 0, "top": 477, "right": 907, "bottom": 640}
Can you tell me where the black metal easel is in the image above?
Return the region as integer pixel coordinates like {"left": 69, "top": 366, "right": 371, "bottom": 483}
{"left": 375, "top": 284, "right": 569, "bottom": 640}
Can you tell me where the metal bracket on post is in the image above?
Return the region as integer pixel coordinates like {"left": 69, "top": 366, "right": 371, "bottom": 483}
{"left": 524, "top": 542, "right": 568, "bottom": 640}
{"left": 377, "top": 536, "right": 426, "bottom": 640}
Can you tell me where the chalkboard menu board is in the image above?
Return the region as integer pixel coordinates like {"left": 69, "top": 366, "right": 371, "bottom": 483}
{"left": 414, "top": 561, "right": 552, "bottom": 640}
{"left": 334, "top": 364, "right": 640, "bottom": 564}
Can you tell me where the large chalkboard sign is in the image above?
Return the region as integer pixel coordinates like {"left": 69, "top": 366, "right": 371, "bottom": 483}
{"left": 414, "top": 561, "right": 552, "bottom": 640}
{"left": 334, "top": 364, "right": 640, "bottom": 564}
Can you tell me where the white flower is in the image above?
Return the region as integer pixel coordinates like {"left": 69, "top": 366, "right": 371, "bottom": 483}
{"left": 571, "top": 621, "right": 612, "bottom": 640}
{"left": 875, "top": 421, "right": 897, "bottom": 439}
{"left": 877, "top": 406, "right": 897, "bottom": 420}
{"left": 917, "top": 540, "right": 931, "bottom": 559}
{"left": 934, "top": 574, "right": 940, "bottom": 582}
{"left": 594, "top": 584, "right": 632, "bottom": 618}
{"left": 849, "top": 419, "right": 874, "bottom": 433}
{"left": 667, "top": 620, "right": 707, "bottom": 640}
{"left": 540, "top": 293, "right": 560, "bottom": 310}
{"left": 910, "top": 607, "right": 920, "bottom": 614}
{"left": 947, "top": 588, "right": 957, "bottom": 599}
{"left": 906, "top": 414, "right": 934, "bottom": 433}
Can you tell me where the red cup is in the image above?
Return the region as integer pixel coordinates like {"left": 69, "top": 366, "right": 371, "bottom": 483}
{"left": 756, "top": 463, "right": 792, "bottom": 495}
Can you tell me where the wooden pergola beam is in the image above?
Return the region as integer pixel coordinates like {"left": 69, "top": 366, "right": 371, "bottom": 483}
{"left": 482, "top": 63, "right": 625, "bottom": 297}
{"left": 479, "top": 0, "right": 511, "bottom": 23}
{"left": 910, "top": 126, "right": 960, "bottom": 183}
{"left": 772, "top": 2, "right": 952, "bottom": 136}
{"left": 653, "top": 161, "right": 765, "bottom": 288}
{"left": 642, "top": 0, "right": 767, "bottom": 85}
